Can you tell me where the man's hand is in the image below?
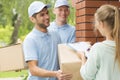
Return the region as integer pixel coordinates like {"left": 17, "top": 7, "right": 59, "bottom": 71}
{"left": 55, "top": 70, "right": 72, "bottom": 80}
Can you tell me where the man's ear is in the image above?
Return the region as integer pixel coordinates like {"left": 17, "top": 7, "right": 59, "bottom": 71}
{"left": 30, "top": 17, "right": 35, "bottom": 23}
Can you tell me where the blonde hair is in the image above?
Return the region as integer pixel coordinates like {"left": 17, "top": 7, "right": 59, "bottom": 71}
{"left": 95, "top": 5, "right": 120, "bottom": 68}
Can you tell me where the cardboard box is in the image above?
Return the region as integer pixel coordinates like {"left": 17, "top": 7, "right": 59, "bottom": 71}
{"left": 58, "top": 44, "right": 83, "bottom": 80}
{"left": 0, "top": 44, "right": 27, "bottom": 72}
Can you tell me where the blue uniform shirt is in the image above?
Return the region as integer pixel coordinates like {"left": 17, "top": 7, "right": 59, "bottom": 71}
{"left": 48, "top": 21, "right": 75, "bottom": 43}
{"left": 23, "top": 28, "right": 61, "bottom": 80}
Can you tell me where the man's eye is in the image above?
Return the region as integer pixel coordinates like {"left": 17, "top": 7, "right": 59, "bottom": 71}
{"left": 59, "top": 9, "right": 62, "bottom": 11}
{"left": 65, "top": 9, "right": 68, "bottom": 11}
{"left": 40, "top": 13, "right": 44, "bottom": 16}
{"left": 46, "top": 12, "right": 49, "bottom": 14}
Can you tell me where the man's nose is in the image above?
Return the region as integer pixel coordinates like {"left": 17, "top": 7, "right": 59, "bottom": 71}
{"left": 45, "top": 14, "right": 49, "bottom": 19}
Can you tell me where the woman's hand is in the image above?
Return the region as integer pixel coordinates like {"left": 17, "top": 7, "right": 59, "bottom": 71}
{"left": 77, "top": 51, "right": 87, "bottom": 65}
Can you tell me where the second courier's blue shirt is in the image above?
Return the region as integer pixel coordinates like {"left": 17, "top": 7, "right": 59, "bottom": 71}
{"left": 48, "top": 21, "right": 75, "bottom": 43}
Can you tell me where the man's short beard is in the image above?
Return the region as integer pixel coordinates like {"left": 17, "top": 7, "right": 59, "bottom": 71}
{"left": 38, "top": 23, "right": 47, "bottom": 29}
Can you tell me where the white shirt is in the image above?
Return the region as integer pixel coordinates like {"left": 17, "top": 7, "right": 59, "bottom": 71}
{"left": 80, "top": 40, "right": 120, "bottom": 80}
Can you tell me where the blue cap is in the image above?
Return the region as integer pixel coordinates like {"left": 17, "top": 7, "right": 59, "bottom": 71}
{"left": 28, "top": 1, "right": 50, "bottom": 17}
{"left": 54, "top": 0, "right": 69, "bottom": 8}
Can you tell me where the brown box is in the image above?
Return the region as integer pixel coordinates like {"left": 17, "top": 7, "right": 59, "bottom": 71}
{"left": 58, "top": 44, "right": 83, "bottom": 80}
{"left": 0, "top": 44, "right": 27, "bottom": 72}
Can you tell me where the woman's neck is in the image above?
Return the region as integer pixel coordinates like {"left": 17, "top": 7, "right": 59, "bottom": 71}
{"left": 104, "top": 26, "right": 114, "bottom": 41}
{"left": 106, "top": 34, "right": 114, "bottom": 41}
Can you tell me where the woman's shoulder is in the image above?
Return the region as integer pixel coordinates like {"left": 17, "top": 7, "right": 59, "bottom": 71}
{"left": 92, "top": 40, "right": 115, "bottom": 48}
{"left": 92, "top": 42, "right": 104, "bottom": 48}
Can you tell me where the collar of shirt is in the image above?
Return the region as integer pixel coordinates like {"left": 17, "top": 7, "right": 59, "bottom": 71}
{"left": 53, "top": 21, "right": 69, "bottom": 30}
{"left": 32, "top": 28, "right": 50, "bottom": 37}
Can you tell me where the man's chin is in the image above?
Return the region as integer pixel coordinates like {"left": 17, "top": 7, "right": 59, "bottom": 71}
{"left": 60, "top": 19, "right": 66, "bottom": 22}
{"left": 38, "top": 23, "right": 49, "bottom": 29}
{"left": 45, "top": 24, "right": 50, "bottom": 27}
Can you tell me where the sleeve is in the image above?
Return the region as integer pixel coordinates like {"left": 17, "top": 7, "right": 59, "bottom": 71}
{"left": 80, "top": 44, "right": 100, "bottom": 80}
{"left": 22, "top": 37, "right": 38, "bottom": 62}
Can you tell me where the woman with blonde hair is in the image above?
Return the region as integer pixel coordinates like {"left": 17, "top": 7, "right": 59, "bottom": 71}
{"left": 79, "top": 4, "right": 120, "bottom": 80}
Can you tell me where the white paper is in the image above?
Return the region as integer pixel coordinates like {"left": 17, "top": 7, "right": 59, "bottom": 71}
{"left": 67, "top": 42, "right": 91, "bottom": 57}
